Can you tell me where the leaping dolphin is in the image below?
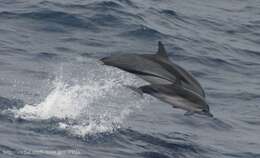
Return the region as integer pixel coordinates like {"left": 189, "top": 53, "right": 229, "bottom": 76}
{"left": 100, "top": 42, "right": 212, "bottom": 116}
{"left": 101, "top": 42, "right": 205, "bottom": 97}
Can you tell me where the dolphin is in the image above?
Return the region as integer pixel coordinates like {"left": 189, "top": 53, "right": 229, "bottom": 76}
{"left": 127, "top": 84, "right": 212, "bottom": 117}
{"left": 101, "top": 41, "right": 205, "bottom": 97}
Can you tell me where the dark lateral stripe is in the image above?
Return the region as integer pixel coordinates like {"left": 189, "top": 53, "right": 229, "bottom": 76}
{"left": 121, "top": 67, "right": 175, "bottom": 84}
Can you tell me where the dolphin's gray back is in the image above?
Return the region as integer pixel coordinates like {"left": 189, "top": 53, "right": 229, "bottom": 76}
{"left": 101, "top": 54, "right": 178, "bottom": 84}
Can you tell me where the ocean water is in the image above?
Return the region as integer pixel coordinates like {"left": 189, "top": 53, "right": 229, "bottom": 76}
{"left": 0, "top": 0, "right": 260, "bottom": 157}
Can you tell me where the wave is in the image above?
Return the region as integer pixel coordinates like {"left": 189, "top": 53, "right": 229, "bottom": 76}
{"left": 0, "top": 96, "right": 23, "bottom": 111}
{"left": 114, "top": 129, "right": 209, "bottom": 158}
{"left": 0, "top": 10, "right": 96, "bottom": 31}
{"left": 119, "top": 25, "right": 170, "bottom": 40}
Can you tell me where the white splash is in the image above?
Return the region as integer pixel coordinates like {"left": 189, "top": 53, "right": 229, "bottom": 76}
{"left": 11, "top": 61, "right": 146, "bottom": 137}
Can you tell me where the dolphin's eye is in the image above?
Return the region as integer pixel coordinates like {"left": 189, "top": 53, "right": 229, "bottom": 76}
{"left": 202, "top": 109, "right": 208, "bottom": 113}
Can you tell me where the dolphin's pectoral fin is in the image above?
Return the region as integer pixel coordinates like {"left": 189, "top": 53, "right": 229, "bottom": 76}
{"left": 124, "top": 85, "right": 144, "bottom": 97}
{"left": 184, "top": 111, "right": 194, "bottom": 116}
{"left": 156, "top": 41, "right": 168, "bottom": 58}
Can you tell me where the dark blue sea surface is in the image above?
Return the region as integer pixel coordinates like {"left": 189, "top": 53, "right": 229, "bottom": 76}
{"left": 0, "top": 0, "right": 260, "bottom": 157}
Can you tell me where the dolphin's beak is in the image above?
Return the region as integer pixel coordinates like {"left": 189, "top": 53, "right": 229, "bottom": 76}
{"left": 199, "top": 109, "right": 214, "bottom": 117}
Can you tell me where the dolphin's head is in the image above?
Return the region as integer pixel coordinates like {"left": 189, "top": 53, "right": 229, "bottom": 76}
{"left": 197, "top": 107, "right": 213, "bottom": 117}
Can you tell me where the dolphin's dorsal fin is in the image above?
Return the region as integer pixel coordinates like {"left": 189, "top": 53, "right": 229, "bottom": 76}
{"left": 156, "top": 41, "right": 168, "bottom": 58}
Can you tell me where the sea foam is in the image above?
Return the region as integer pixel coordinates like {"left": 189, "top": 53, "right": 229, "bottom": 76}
{"left": 11, "top": 60, "right": 146, "bottom": 137}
